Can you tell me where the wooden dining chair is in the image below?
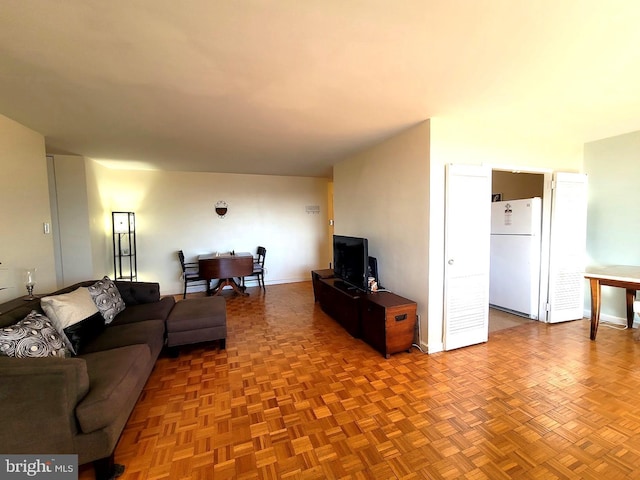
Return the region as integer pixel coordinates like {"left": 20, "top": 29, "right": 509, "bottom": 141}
{"left": 242, "top": 246, "right": 266, "bottom": 290}
{"left": 178, "top": 250, "right": 208, "bottom": 298}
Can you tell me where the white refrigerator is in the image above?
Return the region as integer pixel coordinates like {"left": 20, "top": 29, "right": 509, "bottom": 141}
{"left": 489, "top": 197, "right": 542, "bottom": 319}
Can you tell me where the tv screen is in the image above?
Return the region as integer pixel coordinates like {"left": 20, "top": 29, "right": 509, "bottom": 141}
{"left": 333, "top": 235, "right": 369, "bottom": 291}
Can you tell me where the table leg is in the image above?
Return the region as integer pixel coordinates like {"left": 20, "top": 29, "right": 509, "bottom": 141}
{"left": 626, "top": 289, "right": 636, "bottom": 328}
{"left": 589, "top": 278, "right": 601, "bottom": 340}
{"left": 208, "top": 279, "right": 220, "bottom": 296}
{"left": 211, "top": 278, "right": 248, "bottom": 296}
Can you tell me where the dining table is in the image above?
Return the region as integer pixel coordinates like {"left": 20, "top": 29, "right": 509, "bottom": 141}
{"left": 584, "top": 265, "right": 640, "bottom": 340}
{"left": 198, "top": 252, "right": 254, "bottom": 296}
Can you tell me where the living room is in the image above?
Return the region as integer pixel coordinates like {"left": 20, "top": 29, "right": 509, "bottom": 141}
{"left": 2, "top": 2, "right": 640, "bottom": 477}
{"left": 4, "top": 118, "right": 639, "bottom": 354}
{"left": 1, "top": 4, "right": 638, "bottom": 337}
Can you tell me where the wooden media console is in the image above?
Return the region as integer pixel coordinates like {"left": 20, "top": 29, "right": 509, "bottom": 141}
{"left": 312, "top": 270, "right": 417, "bottom": 358}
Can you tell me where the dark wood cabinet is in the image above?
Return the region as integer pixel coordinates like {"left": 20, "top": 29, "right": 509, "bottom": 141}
{"left": 316, "top": 277, "right": 362, "bottom": 338}
{"left": 312, "top": 270, "right": 417, "bottom": 357}
{"left": 361, "top": 292, "right": 417, "bottom": 358}
{"left": 311, "top": 269, "right": 335, "bottom": 302}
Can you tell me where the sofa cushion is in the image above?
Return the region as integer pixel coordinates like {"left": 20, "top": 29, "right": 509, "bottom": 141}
{"left": 40, "top": 287, "right": 99, "bottom": 330}
{"left": 116, "top": 281, "right": 161, "bottom": 305}
{"left": 0, "top": 311, "right": 69, "bottom": 358}
{"left": 76, "top": 344, "right": 150, "bottom": 433}
{"left": 110, "top": 297, "right": 175, "bottom": 326}
{"left": 166, "top": 296, "right": 227, "bottom": 332}
{"left": 80, "top": 319, "right": 165, "bottom": 359}
{"left": 40, "top": 287, "right": 103, "bottom": 354}
{"left": 88, "top": 277, "right": 125, "bottom": 324}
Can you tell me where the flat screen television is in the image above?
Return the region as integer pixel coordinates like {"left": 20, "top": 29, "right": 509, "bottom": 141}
{"left": 333, "top": 235, "right": 369, "bottom": 292}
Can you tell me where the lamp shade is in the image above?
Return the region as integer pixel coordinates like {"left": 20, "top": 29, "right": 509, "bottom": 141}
{"left": 113, "top": 212, "right": 135, "bottom": 233}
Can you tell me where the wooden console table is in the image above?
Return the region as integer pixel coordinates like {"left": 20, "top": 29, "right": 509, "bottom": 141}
{"left": 584, "top": 265, "right": 640, "bottom": 340}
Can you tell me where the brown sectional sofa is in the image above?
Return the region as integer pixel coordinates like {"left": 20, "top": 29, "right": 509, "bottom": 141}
{"left": 0, "top": 280, "right": 175, "bottom": 480}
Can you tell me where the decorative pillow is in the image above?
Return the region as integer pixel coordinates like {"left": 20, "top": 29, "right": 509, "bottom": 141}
{"left": 63, "top": 312, "right": 106, "bottom": 354}
{"left": 41, "top": 287, "right": 100, "bottom": 330}
{"left": 0, "top": 311, "right": 69, "bottom": 358}
{"left": 88, "top": 276, "right": 125, "bottom": 324}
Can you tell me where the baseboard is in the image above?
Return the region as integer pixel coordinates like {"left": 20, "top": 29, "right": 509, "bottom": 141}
{"left": 178, "top": 276, "right": 311, "bottom": 296}
{"left": 425, "top": 340, "right": 443, "bottom": 354}
{"left": 582, "top": 309, "right": 638, "bottom": 328}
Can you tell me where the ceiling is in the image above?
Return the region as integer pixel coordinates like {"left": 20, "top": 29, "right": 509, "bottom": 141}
{"left": 1, "top": 1, "right": 639, "bottom": 178}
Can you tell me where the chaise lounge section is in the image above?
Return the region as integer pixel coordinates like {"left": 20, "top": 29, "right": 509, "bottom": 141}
{"left": 166, "top": 295, "right": 227, "bottom": 353}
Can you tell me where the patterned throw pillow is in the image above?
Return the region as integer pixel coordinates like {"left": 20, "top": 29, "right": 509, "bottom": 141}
{"left": 0, "top": 311, "right": 69, "bottom": 358}
{"left": 88, "top": 276, "right": 125, "bottom": 324}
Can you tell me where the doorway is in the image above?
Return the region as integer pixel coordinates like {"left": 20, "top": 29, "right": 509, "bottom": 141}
{"left": 443, "top": 165, "right": 587, "bottom": 350}
{"left": 490, "top": 170, "right": 545, "bottom": 327}
{"left": 489, "top": 308, "right": 530, "bottom": 333}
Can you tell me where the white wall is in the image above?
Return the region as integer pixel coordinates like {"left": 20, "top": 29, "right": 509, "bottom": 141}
{"left": 0, "top": 114, "right": 56, "bottom": 301}
{"left": 89, "top": 165, "right": 331, "bottom": 295}
{"left": 584, "top": 130, "right": 640, "bottom": 322}
{"left": 334, "top": 121, "right": 430, "bottom": 344}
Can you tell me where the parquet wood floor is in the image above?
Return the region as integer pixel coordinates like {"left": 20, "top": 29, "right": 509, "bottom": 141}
{"left": 79, "top": 282, "right": 640, "bottom": 479}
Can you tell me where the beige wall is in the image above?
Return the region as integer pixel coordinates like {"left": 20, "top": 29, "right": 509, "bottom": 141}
{"left": 85, "top": 159, "right": 112, "bottom": 278}
{"left": 89, "top": 165, "right": 331, "bottom": 295}
{"left": 334, "top": 121, "right": 430, "bottom": 345}
{"left": 0, "top": 114, "right": 56, "bottom": 301}
{"left": 584, "top": 130, "right": 640, "bottom": 322}
{"left": 0, "top": 119, "right": 331, "bottom": 299}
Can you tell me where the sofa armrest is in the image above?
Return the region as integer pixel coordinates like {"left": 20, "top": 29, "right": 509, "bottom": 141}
{"left": 0, "top": 356, "right": 90, "bottom": 453}
{"left": 115, "top": 281, "right": 161, "bottom": 305}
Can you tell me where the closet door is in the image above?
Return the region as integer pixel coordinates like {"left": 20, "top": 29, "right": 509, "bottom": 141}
{"left": 443, "top": 164, "right": 492, "bottom": 350}
{"left": 547, "top": 172, "right": 588, "bottom": 323}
